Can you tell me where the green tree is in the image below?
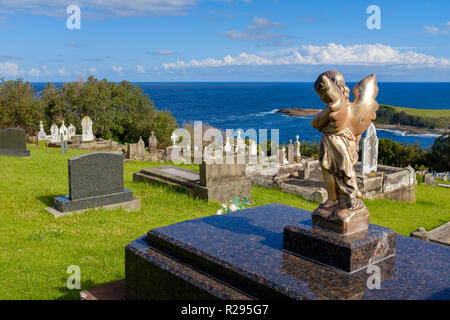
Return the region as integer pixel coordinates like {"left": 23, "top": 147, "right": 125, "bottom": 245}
{"left": 426, "top": 134, "right": 450, "bottom": 172}
{"left": 0, "top": 78, "right": 43, "bottom": 134}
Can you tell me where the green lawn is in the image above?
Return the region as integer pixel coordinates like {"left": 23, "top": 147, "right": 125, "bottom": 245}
{"left": 0, "top": 145, "right": 449, "bottom": 300}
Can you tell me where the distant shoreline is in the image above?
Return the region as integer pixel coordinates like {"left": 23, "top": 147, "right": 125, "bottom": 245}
{"left": 275, "top": 108, "right": 446, "bottom": 136}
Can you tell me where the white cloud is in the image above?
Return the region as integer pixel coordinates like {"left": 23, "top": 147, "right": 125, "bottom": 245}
{"left": 423, "top": 22, "right": 450, "bottom": 34}
{"left": 58, "top": 67, "right": 70, "bottom": 76}
{"left": 112, "top": 65, "right": 123, "bottom": 73}
{"left": 42, "top": 64, "right": 50, "bottom": 75}
{"left": 0, "top": 62, "right": 24, "bottom": 76}
{"left": 88, "top": 67, "right": 97, "bottom": 74}
{"left": 162, "top": 43, "right": 450, "bottom": 69}
{"left": 136, "top": 65, "right": 145, "bottom": 73}
{"left": 151, "top": 50, "right": 177, "bottom": 55}
{"left": 0, "top": 0, "right": 199, "bottom": 17}
{"left": 223, "top": 17, "right": 294, "bottom": 46}
{"left": 28, "top": 67, "right": 40, "bottom": 76}
{"left": 163, "top": 52, "right": 272, "bottom": 69}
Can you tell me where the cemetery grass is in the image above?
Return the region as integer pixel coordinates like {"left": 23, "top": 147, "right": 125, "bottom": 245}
{"left": 0, "top": 145, "right": 449, "bottom": 300}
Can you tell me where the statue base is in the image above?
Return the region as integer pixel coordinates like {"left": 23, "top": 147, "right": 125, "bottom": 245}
{"left": 312, "top": 203, "right": 370, "bottom": 235}
{"left": 283, "top": 221, "right": 396, "bottom": 273}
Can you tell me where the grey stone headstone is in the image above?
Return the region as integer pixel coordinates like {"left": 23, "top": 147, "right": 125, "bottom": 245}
{"left": 148, "top": 132, "right": 158, "bottom": 155}
{"left": 0, "top": 128, "right": 30, "bottom": 157}
{"left": 361, "top": 123, "right": 378, "bottom": 175}
{"left": 68, "top": 152, "right": 124, "bottom": 200}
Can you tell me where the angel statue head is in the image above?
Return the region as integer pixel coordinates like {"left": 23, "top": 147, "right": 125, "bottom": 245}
{"left": 314, "top": 71, "right": 350, "bottom": 103}
{"left": 311, "top": 71, "right": 379, "bottom": 234}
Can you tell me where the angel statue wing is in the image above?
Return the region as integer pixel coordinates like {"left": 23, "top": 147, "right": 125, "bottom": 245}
{"left": 349, "top": 74, "right": 379, "bottom": 136}
{"left": 312, "top": 71, "right": 350, "bottom": 132}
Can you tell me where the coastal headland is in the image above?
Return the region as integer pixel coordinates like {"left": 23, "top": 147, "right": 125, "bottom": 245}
{"left": 276, "top": 105, "right": 450, "bottom": 136}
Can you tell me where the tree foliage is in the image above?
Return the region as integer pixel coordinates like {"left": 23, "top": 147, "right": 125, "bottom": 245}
{"left": 0, "top": 77, "right": 178, "bottom": 147}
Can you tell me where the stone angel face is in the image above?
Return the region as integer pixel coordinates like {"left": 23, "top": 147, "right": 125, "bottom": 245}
{"left": 312, "top": 71, "right": 379, "bottom": 137}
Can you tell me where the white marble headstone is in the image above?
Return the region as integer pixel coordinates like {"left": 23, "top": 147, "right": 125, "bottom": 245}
{"left": 38, "top": 121, "right": 47, "bottom": 141}
{"left": 224, "top": 137, "right": 232, "bottom": 153}
{"left": 81, "top": 116, "right": 94, "bottom": 142}
{"left": 361, "top": 123, "right": 378, "bottom": 175}
{"left": 250, "top": 140, "right": 257, "bottom": 156}
{"left": 50, "top": 124, "right": 59, "bottom": 143}
{"left": 68, "top": 124, "right": 76, "bottom": 140}
{"left": 59, "top": 120, "right": 69, "bottom": 142}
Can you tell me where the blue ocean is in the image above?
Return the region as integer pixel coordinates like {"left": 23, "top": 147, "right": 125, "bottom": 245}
{"left": 32, "top": 82, "right": 450, "bottom": 147}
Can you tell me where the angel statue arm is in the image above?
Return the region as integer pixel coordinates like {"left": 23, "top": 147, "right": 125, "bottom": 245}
{"left": 312, "top": 72, "right": 350, "bottom": 133}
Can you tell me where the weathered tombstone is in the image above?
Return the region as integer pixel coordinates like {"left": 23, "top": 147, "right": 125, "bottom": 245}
{"left": 81, "top": 116, "right": 94, "bottom": 142}
{"left": 250, "top": 140, "right": 257, "bottom": 156}
{"left": 148, "top": 131, "right": 158, "bottom": 155}
{"left": 224, "top": 136, "right": 232, "bottom": 153}
{"left": 127, "top": 137, "right": 146, "bottom": 160}
{"left": 288, "top": 139, "right": 294, "bottom": 164}
{"left": 59, "top": 120, "right": 69, "bottom": 142}
{"left": 50, "top": 124, "right": 59, "bottom": 143}
{"left": 60, "top": 133, "right": 67, "bottom": 154}
{"left": 46, "top": 152, "right": 140, "bottom": 216}
{"left": 0, "top": 128, "right": 30, "bottom": 157}
{"left": 68, "top": 124, "right": 76, "bottom": 140}
{"left": 38, "top": 121, "right": 47, "bottom": 141}
{"left": 361, "top": 123, "right": 378, "bottom": 175}
{"left": 281, "top": 146, "right": 288, "bottom": 164}
{"left": 294, "top": 134, "right": 301, "bottom": 160}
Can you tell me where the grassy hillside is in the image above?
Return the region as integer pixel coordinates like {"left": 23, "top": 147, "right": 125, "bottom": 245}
{"left": 0, "top": 145, "right": 449, "bottom": 299}
{"left": 376, "top": 104, "right": 450, "bottom": 129}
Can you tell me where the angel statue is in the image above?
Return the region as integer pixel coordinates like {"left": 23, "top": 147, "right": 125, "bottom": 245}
{"left": 311, "top": 71, "right": 379, "bottom": 234}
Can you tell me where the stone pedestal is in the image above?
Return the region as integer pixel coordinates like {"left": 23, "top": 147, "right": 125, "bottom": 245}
{"left": 283, "top": 222, "right": 396, "bottom": 273}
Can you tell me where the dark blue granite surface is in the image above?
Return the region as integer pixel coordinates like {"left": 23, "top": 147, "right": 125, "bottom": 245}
{"left": 135, "top": 203, "right": 449, "bottom": 300}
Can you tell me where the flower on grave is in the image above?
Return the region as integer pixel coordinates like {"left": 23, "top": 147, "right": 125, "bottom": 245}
{"left": 229, "top": 204, "right": 238, "bottom": 212}
{"left": 216, "top": 209, "right": 223, "bottom": 215}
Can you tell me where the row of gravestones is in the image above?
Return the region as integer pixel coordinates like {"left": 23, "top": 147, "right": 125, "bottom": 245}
{"left": 275, "top": 124, "right": 379, "bottom": 175}
{"left": 126, "top": 132, "right": 158, "bottom": 160}
{"left": 38, "top": 116, "right": 94, "bottom": 143}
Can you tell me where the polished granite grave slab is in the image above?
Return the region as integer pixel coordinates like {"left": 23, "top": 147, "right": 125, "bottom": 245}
{"left": 125, "top": 203, "right": 450, "bottom": 300}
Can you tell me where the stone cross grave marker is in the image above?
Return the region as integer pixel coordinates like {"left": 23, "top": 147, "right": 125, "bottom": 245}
{"left": 171, "top": 132, "right": 178, "bottom": 147}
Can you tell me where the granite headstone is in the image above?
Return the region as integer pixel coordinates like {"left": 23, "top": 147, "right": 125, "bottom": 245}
{"left": 50, "top": 152, "right": 139, "bottom": 214}
{"left": 0, "top": 128, "right": 30, "bottom": 157}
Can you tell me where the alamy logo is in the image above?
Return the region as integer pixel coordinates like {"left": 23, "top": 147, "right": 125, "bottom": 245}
{"left": 66, "top": 5, "right": 81, "bottom": 30}
{"left": 66, "top": 265, "right": 81, "bottom": 289}
{"left": 366, "top": 5, "right": 381, "bottom": 30}
{"left": 366, "top": 265, "right": 381, "bottom": 289}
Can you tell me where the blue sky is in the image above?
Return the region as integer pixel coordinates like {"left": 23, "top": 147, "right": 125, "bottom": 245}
{"left": 0, "top": 0, "right": 449, "bottom": 82}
